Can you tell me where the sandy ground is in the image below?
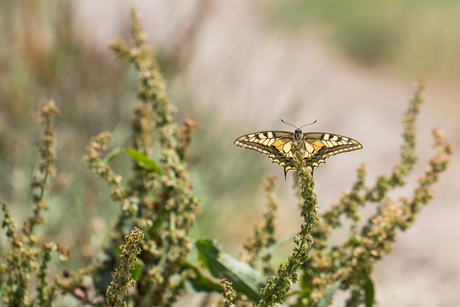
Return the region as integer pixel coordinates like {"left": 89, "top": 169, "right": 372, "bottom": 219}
{"left": 77, "top": 1, "right": 460, "bottom": 305}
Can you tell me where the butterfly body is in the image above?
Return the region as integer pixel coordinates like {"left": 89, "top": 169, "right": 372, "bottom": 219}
{"left": 234, "top": 128, "right": 362, "bottom": 178}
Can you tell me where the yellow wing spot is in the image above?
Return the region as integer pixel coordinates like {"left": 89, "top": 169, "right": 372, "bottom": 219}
{"left": 311, "top": 140, "right": 325, "bottom": 151}
{"left": 323, "top": 133, "right": 330, "bottom": 140}
{"left": 330, "top": 135, "right": 339, "bottom": 142}
{"left": 273, "top": 139, "right": 289, "bottom": 151}
{"left": 267, "top": 132, "right": 274, "bottom": 138}
{"left": 258, "top": 133, "right": 266, "bottom": 139}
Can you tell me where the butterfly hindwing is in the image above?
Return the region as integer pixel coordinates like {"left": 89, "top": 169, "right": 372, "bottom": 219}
{"left": 234, "top": 130, "right": 362, "bottom": 177}
{"left": 234, "top": 131, "right": 296, "bottom": 175}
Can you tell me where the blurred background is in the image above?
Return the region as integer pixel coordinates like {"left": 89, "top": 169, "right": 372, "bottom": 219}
{"left": 0, "top": 0, "right": 459, "bottom": 306}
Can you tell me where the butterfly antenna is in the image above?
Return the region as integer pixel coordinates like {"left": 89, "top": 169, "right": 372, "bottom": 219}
{"left": 281, "top": 119, "right": 317, "bottom": 130}
{"left": 299, "top": 120, "right": 317, "bottom": 129}
{"left": 280, "top": 119, "right": 298, "bottom": 129}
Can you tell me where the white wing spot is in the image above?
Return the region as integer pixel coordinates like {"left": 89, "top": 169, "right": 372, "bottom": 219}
{"left": 283, "top": 142, "right": 291, "bottom": 153}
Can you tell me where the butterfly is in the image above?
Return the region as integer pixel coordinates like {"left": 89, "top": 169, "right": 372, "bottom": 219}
{"left": 234, "top": 120, "right": 363, "bottom": 178}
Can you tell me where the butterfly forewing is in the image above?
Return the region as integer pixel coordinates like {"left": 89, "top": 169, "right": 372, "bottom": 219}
{"left": 234, "top": 130, "right": 362, "bottom": 177}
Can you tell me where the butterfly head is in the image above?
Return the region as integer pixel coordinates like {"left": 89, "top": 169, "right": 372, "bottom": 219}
{"left": 293, "top": 129, "right": 303, "bottom": 142}
{"left": 281, "top": 119, "right": 317, "bottom": 142}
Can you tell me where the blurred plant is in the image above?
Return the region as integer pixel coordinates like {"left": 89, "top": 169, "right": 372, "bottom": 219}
{"left": 68, "top": 8, "right": 201, "bottom": 306}
{"left": 0, "top": 100, "right": 68, "bottom": 306}
{"left": 242, "top": 176, "right": 278, "bottom": 275}
{"left": 0, "top": 5, "right": 453, "bottom": 307}
{"left": 0, "top": 1, "right": 139, "bottom": 271}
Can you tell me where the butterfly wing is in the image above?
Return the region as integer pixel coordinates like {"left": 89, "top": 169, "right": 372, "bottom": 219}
{"left": 234, "top": 130, "right": 363, "bottom": 177}
{"left": 302, "top": 133, "right": 363, "bottom": 169}
{"left": 234, "top": 131, "right": 296, "bottom": 176}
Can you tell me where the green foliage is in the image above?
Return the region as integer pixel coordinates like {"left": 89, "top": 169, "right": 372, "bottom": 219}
{"left": 196, "top": 239, "right": 265, "bottom": 302}
{"left": 124, "top": 149, "right": 162, "bottom": 175}
{"left": 182, "top": 262, "right": 222, "bottom": 293}
{"left": 0, "top": 6, "right": 453, "bottom": 307}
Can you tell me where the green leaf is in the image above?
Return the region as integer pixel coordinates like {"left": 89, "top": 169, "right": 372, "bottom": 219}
{"left": 364, "top": 275, "right": 375, "bottom": 307}
{"left": 102, "top": 147, "right": 123, "bottom": 164}
{"left": 183, "top": 262, "right": 222, "bottom": 293}
{"left": 300, "top": 270, "right": 312, "bottom": 294}
{"left": 148, "top": 215, "right": 164, "bottom": 235}
{"left": 196, "top": 238, "right": 265, "bottom": 302}
{"left": 132, "top": 262, "right": 143, "bottom": 281}
{"left": 125, "top": 148, "right": 161, "bottom": 174}
{"left": 316, "top": 277, "right": 343, "bottom": 307}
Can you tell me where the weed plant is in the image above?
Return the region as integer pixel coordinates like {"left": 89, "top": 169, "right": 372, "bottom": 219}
{"left": 0, "top": 7, "right": 452, "bottom": 307}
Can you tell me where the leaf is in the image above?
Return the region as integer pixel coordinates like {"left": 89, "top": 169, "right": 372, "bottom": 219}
{"left": 148, "top": 215, "right": 164, "bottom": 235}
{"left": 299, "top": 271, "right": 312, "bottom": 294}
{"left": 132, "top": 262, "right": 143, "bottom": 281}
{"left": 125, "top": 148, "right": 161, "bottom": 174}
{"left": 364, "top": 275, "right": 375, "bottom": 307}
{"left": 183, "top": 262, "right": 222, "bottom": 293}
{"left": 102, "top": 147, "right": 123, "bottom": 164}
{"left": 316, "top": 277, "right": 343, "bottom": 307}
{"left": 196, "top": 238, "right": 265, "bottom": 302}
